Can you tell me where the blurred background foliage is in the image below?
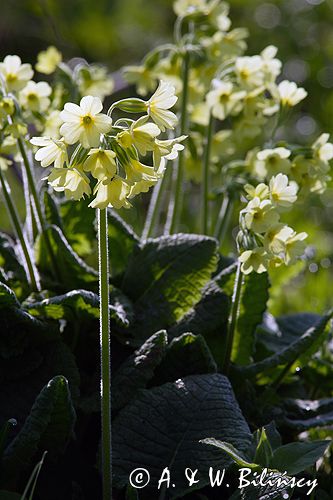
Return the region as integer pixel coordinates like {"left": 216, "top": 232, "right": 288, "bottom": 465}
{"left": 0, "top": 0, "right": 332, "bottom": 314}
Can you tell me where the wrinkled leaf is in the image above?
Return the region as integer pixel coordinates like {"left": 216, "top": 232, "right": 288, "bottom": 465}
{"left": 113, "top": 373, "right": 252, "bottom": 498}
{"left": 108, "top": 209, "right": 140, "bottom": 280}
{"left": 269, "top": 440, "right": 331, "bottom": 475}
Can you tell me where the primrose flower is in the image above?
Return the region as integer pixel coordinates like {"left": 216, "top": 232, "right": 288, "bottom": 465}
{"left": 36, "top": 46, "right": 62, "bottom": 74}
{"left": 254, "top": 147, "right": 291, "bottom": 178}
{"left": 264, "top": 224, "right": 294, "bottom": 254}
{"left": 60, "top": 95, "right": 112, "bottom": 148}
{"left": 78, "top": 65, "right": 114, "bottom": 100}
{"left": 145, "top": 81, "right": 178, "bottom": 131}
{"left": 269, "top": 173, "right": 298, "bottom": 208}
{"left": 239, "top": 247, "right": 269, "bottom": 274}
{"left": 89, "top": 176, "right": 131, "bottom": 209}
{"left": 312, "top": 133, "right": 333, "bottom": 167}
{"left": 260, "top": 45, "right": 282, "bottom": 82}
{"left": 244, "top": 182, "right": 269, "bottom": 201}
{"left": 124, "top": 64, "right": 158, "bottom": 96}
{"left": 277, "top": 80, "right": 307, "bottom": 107}
{"left": 235, "top": 56, "right": 264, "bottom": 88}
{"left": 0, "top": 55, "right": 33, "bottom": 92}
{"left": 117, "top": 116, "right": 161, "bottom": 155}
{"left": 206, "top": 80, "right": 245, "bottom": 121}
{"left": 243, "top": 197, "right": 279, "bottom": 233}
{"left": 44, "top": 110, "right": 63, "bottom": 139}
{"left": 48, "top": 167, "right": 91, "bottom": 200}
{"left": 123, "top": 157, "right": 160, "bottom": 186}
{"left": 0, "top": 97, "right": 15, "bottom": 121}
{"left": 83, "top": 149, "right": 117, "bottom": 180}
{"left": 153, "top": 135, "right": 187, "bottom": 168}
{"left": 173, "top": 0, "right": 211, "bottom": 17}
{"left": 284, "top": 231, "right": 308, "bottom": 265}
{"left": 19, "top": 81, "right": 52, "bottom": 112}
{"left": 30, "top": 136, "right": 67, "bottom": 168}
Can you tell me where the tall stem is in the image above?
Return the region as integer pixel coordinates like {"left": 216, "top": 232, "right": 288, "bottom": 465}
{"left": 17, "top": 137, "right": 58, "bottom": 278}
{"left": 223, "top": 262, "right": 243, "bottom": 375}
{"left": 0, "top": 168, "right": 40, "bottom": 291}
{"left": 98, "top": 208, "right": 112, "bottom": 500}
{"left": 214, "top": 195, "right": 234, "bottom": 244}
{"left": 168, "top": 50, "right": 190, "bottom": 234}
{"left": 142, "top": 167, "right": 171, "bottom": 239}
{"left": 201, "top": 113, "right": 214, "bottom": 234}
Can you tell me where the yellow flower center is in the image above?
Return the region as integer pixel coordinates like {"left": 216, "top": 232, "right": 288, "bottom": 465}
{"left": 6, "top": 73, "right": 17, "bottom": 83}
{"left": 27, "top": 93, "right": 38, "bottom": 101}
{"left": 82, "top": 115, "right": 93, "bottom": 126}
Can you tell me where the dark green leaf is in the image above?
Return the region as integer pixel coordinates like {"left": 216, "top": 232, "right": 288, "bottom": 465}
{"left": 122, "top": 234, "right": 218, "bottom": 344}
{"left": 107, "top": 209, "right": 140, "bottom": 279}
{"left": 239, "top": 310, "right": 333, "bottom": 377}
{"left": 113, "top": 330, "right": 167, "bottom": 411}
{"left": 0, "top": 491, "right": 21, "bottom": 500}
{"left": 154, "top": 333, "right": 217, "bottom": 384}
{"left": 269, "top": 440, "right": 331, "bottom": 475}
{"left": 113, "top": 373, "right": 252, "bottom": 498}
{"left": 60, "top": 198, "right": 96, "bottom": 258}
{"left": 35, "top": 225, "right": 98, "bottom": 291}
{"left": 25, "top": 288, "right": 133, "bottom": 327}
{"left": 253, "top": 428, "right": 273, "bottom": 467}
{"left": 200, "top": 439, "right": 258, "bottom": 469}
{"left": 0, "top": 281, "right": 19, "bottom": 309}
{"left": 3, "top": 375, "right": 76, "bottom": 477}
{"left": 232, "top": 272, "right": 269, "bottom": 365}
{"left": 44, "top": 191, "right": 63, "bottom": 229}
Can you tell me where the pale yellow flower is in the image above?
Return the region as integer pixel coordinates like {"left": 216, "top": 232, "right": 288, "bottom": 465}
{"left": 0, "top": 55, "right": 33, "bottom": 92}
{"left": 48, "top": 167, "right": 91, "bottom": 200}
{"left": 30, "top": 136, "right": 67, "bottom": 168}
{"left": 243, "top": 197, "right": 280, "bottom": 233}
{"left": 153, "top": 135, "right": 187, "bottom": 168}
{"left": 78, "top": 65, "right": 114, "bottom": 100}
{"left": 206, "top": 80, "right": 245, "bottom": 120}
{"left": 89, "top": 176, "right": 131, "bottom": 209}
{"left": 244, "top": 182, "right": 269, "bottom": 201}
{"left": 145, "top": 81, "right": 178, "bottom": 131}
{"left": 284, "top": 231, "right": 308, "bottom": 265}
{"left": 269, "top": 173, "right": 298, "bottom": 208}
{"left": 277, "top": 80, "right": 307, "bottom": 107}
{"left": 19, "top": 81, "right": 51, "bottom": 112}
{"left": 83, "top": 149, "right": 117, "bottom": 180}
{"left": 254, "top": 147, "right": 291, "bottom": 178}
{"left": 235, "top": 56, "right": 264, "bottom": 88}
{"left": 264, "top": 224, "right": 294, "bottom": 254}
{"left": 36, "top": 46, "right": 62, "bottom": 74}
{"left": 239, "top": 248, "right": 269, "bottom": 274}
{"left": 117, "top": 116, "right": 161, "bottom": 155}
{"left": 44, "top": 110, "right": 63, "bottom": 139}
{"left": 60, "top": 95, "right": 112, "bottom": 148}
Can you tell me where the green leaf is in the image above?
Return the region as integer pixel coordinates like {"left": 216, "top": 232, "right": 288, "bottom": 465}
{"left": 60, "top": 198, "right": 96, "bottom": 258}
{"left": 253, "top": 428, "right": 273, "bottom": 467}
{"left": 25, "top": 288, "right": 133, "bottom": 327}
{"left": 154, "top": 333, "right": 217, "bottom": 384}
{"left": 122, "top": 234, "right": 218, "bottom": 344}
{"left": 232, "top": 272, "right": 270, "bottom": 365}
{"left": 200, "top": 439, "right": 258, "bottom": 469}
{"left": 0, "top": 341, "right": 79, "bottom": 432}
{"left": 43, "top": 191, "right": 63, "bottom": 229}
{"left": 283, "top": 398, "right": 333, "bottom": 431}
{"left": 269, "top": 440, "right": 331, "bottom": 475}
{"left": 168, "top": 281, "right": 229, "bottom": 357}
{"left": 239, "top": 310, "right": 333, "bottom": 377}
{"left": 113, "top": 330, "right": 167, "bottom": 411}
{"left": 0, "top": 281, "right": 19, "bottom": 309}
{"left": 35, "top": 225, "right": 98, "bottom": 291}
{"left": 113, "top": 373, "right": 252, "bottom": 498}
{"left": 0, "top": 233, "right": 27, "bottom": 292}
{"left": 107, "top": 209, "right": 140, "bottom": 280}
{"left": 3, "top": 376, "right": 76, "bottom": 478}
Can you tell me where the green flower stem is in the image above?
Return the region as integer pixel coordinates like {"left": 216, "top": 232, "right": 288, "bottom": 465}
{"left": 142, "top": 166, "right": 171, "bottom": 239}
{"left": 17, "top": 137, "right": 58, "bottom": 278}
{"left": 98, "top": 208, "right": 112, "bottom": 500}
{"left": 168, "top": 50, "right": 190, "bottom": 234}
{"left": 214, "top": 194, "right": 234, "bottom": 244}
{"left": 223, "top": 261, "right": 243, "bottom": 375}
{"left": 0, "top": 168, "right": 40, "bottom": 291}
{"left": 201, "top": 113, "right": 214, "bottom": 234}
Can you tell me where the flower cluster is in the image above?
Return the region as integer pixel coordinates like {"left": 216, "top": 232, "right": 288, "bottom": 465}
{"left": 238, "top": 173, "right": 307, "bottom": 274}
{"left": 247, "top": 133, "right": 333, "bottom": 195}
{"left": 31, "top": 81, "right": 185, "bottom": 209}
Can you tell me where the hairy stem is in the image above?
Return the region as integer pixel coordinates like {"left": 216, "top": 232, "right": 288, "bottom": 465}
{"left": 201, "top": 113, "right": 214, "bottom": 234}
{"left": 223, "top": 262, "right": 243, "bottom": 375}
{"left": 168, "top": 50, "right": 190, "bottom": 234}
{"left": 98, "top": 208, "right": 112, "bottom": 500}
{"left": 0, "top": 168, "right": 40, "bottom": 291}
